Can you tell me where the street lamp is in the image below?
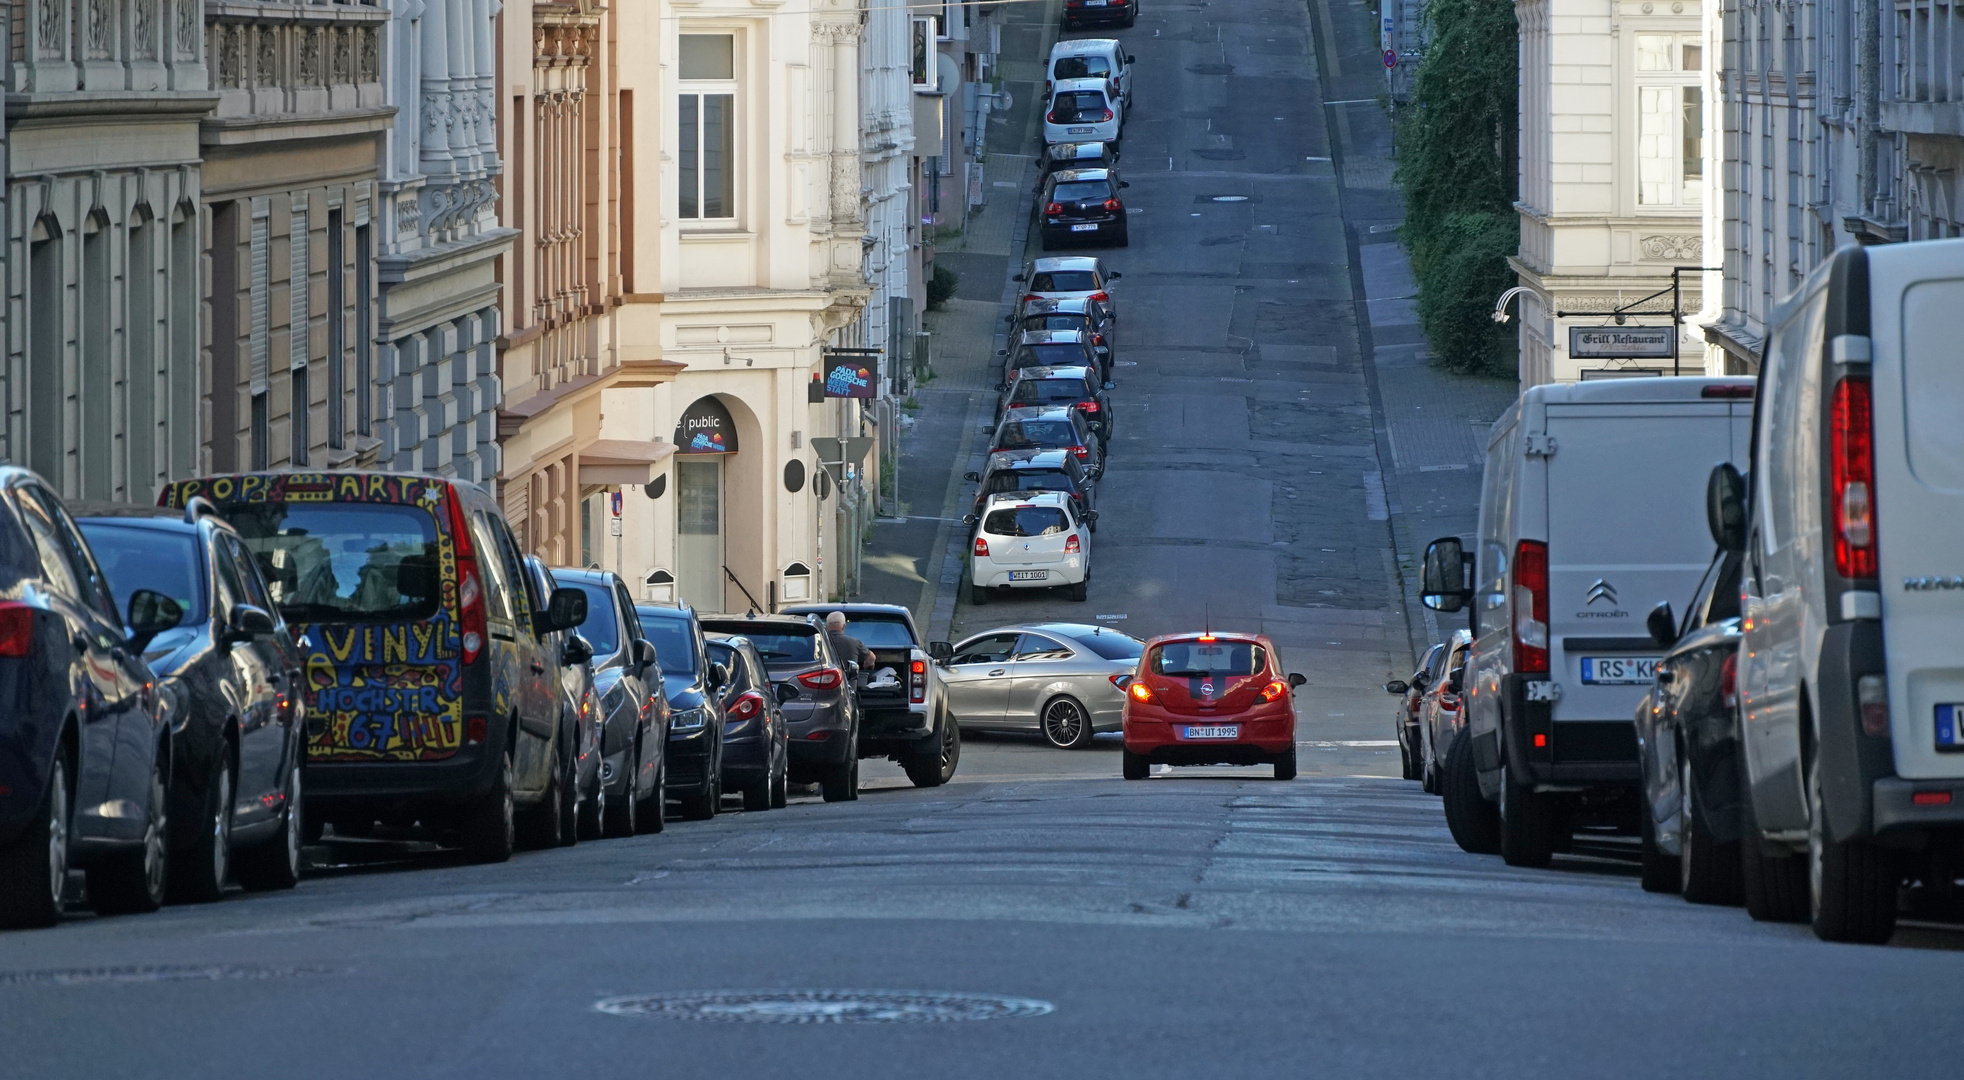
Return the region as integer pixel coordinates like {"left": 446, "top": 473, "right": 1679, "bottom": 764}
{"left": 1491, "top": 285, "right": 1547, "bottom": 324}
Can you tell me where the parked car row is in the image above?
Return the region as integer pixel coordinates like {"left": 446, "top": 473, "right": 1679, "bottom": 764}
{"left": 0, "top": 469, "right": 969, "bottom": 930}
{"left": 1396, "top": 235, "right": 1964, "bottom": 947}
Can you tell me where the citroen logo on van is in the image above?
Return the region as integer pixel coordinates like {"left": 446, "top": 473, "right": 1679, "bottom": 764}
{"left": 1585, "top": 579, "right": 1619, "bottom": 606}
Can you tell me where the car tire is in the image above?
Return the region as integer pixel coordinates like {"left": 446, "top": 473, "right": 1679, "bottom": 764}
{"left": 770, "top": 752, "right": 789, "bottom": 809}
{"left": 89, "top": 754, "right": 170, "bottom": 915}
{"left": 1807, "top": 753, "right": 1897, "bottom": 943}
{"left": 970, "top": 583, "right": 989, "bottom": 606}
{"left": 170, "top": 754, "right": 232, "bottom": 905}
{"left": 1121, "top": 747, "right": 1149, "bottom": 780}
{"left": 1638, "top": 792, "right": 1681, "bottom": 894}
{"left": 516, "top": 746, "right": 564, "bottom": 852}
{"left": 1680, "top": 749, "right": 1742, "bottom": 905}
{"left": 636, "top": 759, "right": 667, "bottom": 834}
{"left": 235, "top": 755, "right": 303, "bottom": 893}
{"left": 821, "top": 755, "right": 859, "bottom": 802}
{"left": 1273, "top": 746, "right": 1297, "bottom": 781}
{"left": 0, "top": 756, "right": 70, "bottom": 929}
{"left": 556, "top": 738, "right": 580, "bottom": 846}
{"left": 1738, "top": 757, "right": 1808, "bottom": 922}
{"left": 1498, "top": 762, "right": 1558, "bottom": 868}
{"left": 1398, "top": 737, "right": 1417, "bottom": 781}
{"left": 680, "top": 771, "right": 720, "bottom": 821}
{"left": 460, "top": 749, "right": 515, "bottom": 864}
{"left": 1440, "top": 732, "right": 1501, "bottom": 855}
{"left": 907, "top": 712, "right": 962, "bottom": 787}
{"left": 1041, "top": 696, "right": 1096, "bottom": 749}
{"left": 576, "top": 767, "right": 605, "bottom": 841}
{"left": 1067, "top": 577, "right": 1089, "bottom": 602}
{"left": 602, "top": 752, "right": 638, "bottom": 839}
{"left": 743, "top": 771, "right": 773, "bottom": 811}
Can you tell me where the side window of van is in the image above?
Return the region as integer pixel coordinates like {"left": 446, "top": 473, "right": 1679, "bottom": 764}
{"left": 1476, "top": 418, "right": 1517, "bottom": 635}
{"left": 487, "top": 517, "right": 535, "bottom": 628}
{"left": 469, "top": 513, "right": 515, "bottom": 622}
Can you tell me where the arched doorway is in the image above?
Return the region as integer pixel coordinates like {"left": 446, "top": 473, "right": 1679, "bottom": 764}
{"left": 674, "top": 395, "right": 737, "bottom": 611}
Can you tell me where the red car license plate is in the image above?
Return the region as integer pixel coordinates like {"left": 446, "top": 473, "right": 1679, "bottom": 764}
{"left": 1183, "top": 725, "right": 1240, "bottom": 740}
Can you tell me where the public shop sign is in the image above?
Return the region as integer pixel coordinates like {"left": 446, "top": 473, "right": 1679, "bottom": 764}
{"left": 675, "top": 396, "right": 738, "bottom": 454}
{"left": 1568, "top": 325, "right": 1675, "bottom": 360}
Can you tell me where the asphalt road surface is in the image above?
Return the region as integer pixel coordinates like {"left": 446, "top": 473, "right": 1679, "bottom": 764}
{"left": 4, "top": 2, "right": 1961, "bottom": 1077}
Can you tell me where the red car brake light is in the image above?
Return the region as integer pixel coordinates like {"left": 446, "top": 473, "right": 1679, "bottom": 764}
{"left": 444, "top": 487, "right": 486, "bottom": 666}
{"left": 911, "top": 659, "right": 927, "bottom": 704}
{"left": 1087, "top": 292, "right": 1109, "bottom": 303}
{"left": 1512, "top": 539, "right": 1550, "bottom": 674}
{"left": 1045, "top": 202, "right": 1064, "bottom": 216}
{"left": 973, "top": 536, "right": 991, "bottom": 558}
{"left": 1257, "top": 680, "right": 1290, "bottom": 703}
{"left": 0, "top": 603, "right": 32, "bottom": 658}
{"left": 1065, "top": 534, "right": 1081, "bottom": 554}
{"left": 1128, "top": 680, "right": 1157, "bottom": 703}
{"left": 1072, "top": 445, "right": 1090, "bottom": 459}
{"left": 728, "top": 691, "right": 765, "bottom": 722}
{"left": 798, "top": 668, "right": 844, "bottom": 691}
{"left": 1103, "top": 198, "right": 1122, "bottom": 212}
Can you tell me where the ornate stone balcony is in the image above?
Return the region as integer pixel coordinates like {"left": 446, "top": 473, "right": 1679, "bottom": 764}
{"left": 203, "top": 0, "right": 387, "bottom": 139}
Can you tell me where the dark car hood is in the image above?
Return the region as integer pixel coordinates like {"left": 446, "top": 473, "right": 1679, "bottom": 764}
{"left": 664, "top": 673, "right": 709, "bottom": 710}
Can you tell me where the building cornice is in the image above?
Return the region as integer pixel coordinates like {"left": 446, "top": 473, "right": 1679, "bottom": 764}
{"left": 200, "top": 104, "right": 396, "bottom": 145}
{"left": 6, "top": 91, "right": 221, "bottom": 122}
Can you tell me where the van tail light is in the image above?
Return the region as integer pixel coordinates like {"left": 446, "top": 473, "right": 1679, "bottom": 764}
{"left": 1857, "top": 674, "right": 1890, "bottom": 737}
{"left": 1045, "top": 202, "right": 1064, "bottom": 216}
{"left": 1257, "top": 680, "right": 1290, "bottom": 703}
{"left": 1065, "top": 534, "right": 1081, "bottom": 554}
{"left": 1830, "top": 375, "right": 1878, "bottom": 580}
{"left": 973, "top": 536, "right": 991, "bottom": 558}
{"left": 0, "top": 603, "right": 32, "bottom": 657}
{"left": 1128, "top": 680, "right": 1157, "bottom": 703}
{"left": 798, "top": 667, "right": 843, "bottom": 691}
{"left": 1720, "top": 652, "right": 1739, "bottom": 710}
{"left": 444, "top": 488, "right": 487, "bottom": 666}
{"left": 1092, "top": 333, "right": 1104, "bottom": 345}
{"left": 1103, "top": 199, "right": 1122, "bottom": 213}
{"left": 728, "top": 691, "right": 765, "bottom": 723}
{"left": 1512, "top": 539, "right": 1550, "bottom": 674}
{"left": 910, "top": 659, "right": 927, "bottom": 703}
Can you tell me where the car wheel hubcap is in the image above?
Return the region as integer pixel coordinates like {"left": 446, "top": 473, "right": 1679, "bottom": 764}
{"left": 1807, "top": 759, "right": 1825, "bottom": 909}
{"left": 212, "top": 766, "right": 232, "bottom": 889}
{"left": 1045, "top": 702, "right": 1082, "bottom": 746}
{"left": 1679, "top": 753, "right": 1694, "bottom": 888}
{"left": 47, "top": 764, "right": 67, "bottom": 911}
{"left": 284, "top": 765, "right": 302, "bottom": 877}
{"left": 145, "top": 771, "right": 167, "bottom": 898}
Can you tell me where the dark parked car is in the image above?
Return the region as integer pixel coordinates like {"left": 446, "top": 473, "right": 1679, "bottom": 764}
{"left": 1007, "top": 297, "right": 1115, "bottom": 384}
{"left": 161, "top": 472, "right": 588, "bottom": 864}
{"left": 1635, "top": 547, "right": 1746, "bottom": 904}
{"left": 998, "top": 328, "right": 1100, "bottom": 383}
{"left": 1416, "top": 631, "right": 1473, "bottom": 795}
{"left": 1064, "top": 0, "right": 1137, "bottom": 30}
{"left": 996, "top": 365, "right": 1113, "bottom": 449}
{"left": 634, "top": 604, "right": 728, "bottom": 820}
{"left": 557, "top": 568, "right": 666, "bottom": 837}
{"left": 990, "top": 405, "right": 1104, "bottom": 474}
{"left": 0, "top": 469, "right": 179, "bottom": 927}
{"left": 705, "top": 635, "right": 789, "bottom": 811}
{"left": 1039, "top": 167, "right": 1129, "bottom": 249}
{"left": 964, "top": 449, "right": 1100, "bottom": 524}
{"left": 75, "top": 502, "right": 308, "bottom": 903}
{"left": 524, "top": 557, "right": 601, "bottom": 844}
{"left": 1385, "top": 641, "right": 1445, "bottom": 783}
{"left": 698, "top": 614, "right": 859, "bottom": 801}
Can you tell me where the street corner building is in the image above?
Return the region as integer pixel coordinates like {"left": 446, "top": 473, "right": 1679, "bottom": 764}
{"left": 494, "top": 0, "right": 904, "bottom": 615}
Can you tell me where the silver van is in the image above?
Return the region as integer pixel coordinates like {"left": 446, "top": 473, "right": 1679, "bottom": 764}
{"left": 1713, "top": 239, "right": 1964, "bottom": 943}
{"left": 1422, "top": 377, "right": 1754, "bottom": 867}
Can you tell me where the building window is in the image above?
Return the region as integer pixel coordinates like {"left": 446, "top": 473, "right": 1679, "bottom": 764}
{"left": 291, "top": 366, "right": 309, "bottom": 467}
{"left": 327, "top": 209, "right": 345, "bottom": 450}
{"left": 912, "top": 18, "right": 933, "bottom": 87}
{"left": 1635, "top": 34, "right": 1703, "bottom": 209}
{"left": 678, "top": 34, "right": 735, "bottom": 221}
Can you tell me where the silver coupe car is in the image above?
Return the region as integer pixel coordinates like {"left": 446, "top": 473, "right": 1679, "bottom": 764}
{"left": 941, "top": 623, "right": 1144, "bottom": 748}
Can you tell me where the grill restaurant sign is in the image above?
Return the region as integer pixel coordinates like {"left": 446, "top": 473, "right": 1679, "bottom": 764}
{"left": 675, "top": 396, "right": 738, "bottom": 454}
{"left": 1568, "top": 325, "right": 1675, "bottom": 360}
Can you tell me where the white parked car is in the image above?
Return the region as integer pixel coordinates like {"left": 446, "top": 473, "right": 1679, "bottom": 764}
{"left": 964, "top": 492, "right": 1095, "bottom": 604}
{"left": 1046, "top": 38, "right": 1134, "bottom": 106}
{"left": 1043, "top": 78, "right": 1123, "bottom": 146}
{"left": 1720, "top": 238, "right": 1964, "bottom": 944}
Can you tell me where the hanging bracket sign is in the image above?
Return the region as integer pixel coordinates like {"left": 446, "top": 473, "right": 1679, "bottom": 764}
{"left": 1568, "top": 325, "right": 1675, "bottom": 360}
{"left": 822, "top": 347, "right": 882, "bottom": 399}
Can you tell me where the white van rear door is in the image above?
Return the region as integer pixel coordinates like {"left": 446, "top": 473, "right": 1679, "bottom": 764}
{"left": 1543, "top": 401, "right": 1743, "bottom": 723}
{"left": 1874, "top": 258, "right": 1964, "bottom": 780}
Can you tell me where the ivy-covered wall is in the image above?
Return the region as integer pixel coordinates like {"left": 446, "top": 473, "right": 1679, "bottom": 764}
{"left": 1393, "top": 0, "right": 1520, "bottom": 376}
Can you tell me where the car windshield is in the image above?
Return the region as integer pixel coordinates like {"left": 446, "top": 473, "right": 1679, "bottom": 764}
{"left": 564, "top": 581, "right": 621, "bottom": 656}
{"left": 997, "top": 419, "right": 1081, "bottom": 449}
{"left": 1061, "top": 628, "right": 1144, "bottom": 660}
{"left": 636, "top": 613, "right": 698, "bottom": 676}
{"left": 221, "top": 502, "right": 440, "bottom": 623}
{"left": 733, "top": 630, "right": 817, "bottom": 663}
{"left": 1052, "top": 180, "right": 1112, "bottom": 202}
{"left": 76, "top": 523, "right": 206, "bottom": 627}
{"left": 1054, "top": 56, "right": 1111, "bottom": 78}
{"left": 1011, "top": 378, "right": 1092, "bottom": 406}
{"left": 1022, "top": 315, "right": 1092, "bottom": 333}
{"left": 983, "top": 506, "right": 1071, "bottom": 537}
{"left": 1051, "top": 91, "right": 1109, "bottom": 122}
{"left": 1014, "top": 345, "right": 1093, "bottom": 369}
{"left": 1029, "top": 270, "right": 1098, "bottom": 291}
{"left": 986, "top": 469, "right": 1074, "bottom": 497}
{"left": 1152, "top": 641, "right": 1263, "bottom": 677}
{"left": 842, "top": 617, "right": 916, "bottom": 649}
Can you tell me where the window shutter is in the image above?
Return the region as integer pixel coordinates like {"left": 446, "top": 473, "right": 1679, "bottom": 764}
{"left": 291, "top": 204, "right": 310, "bottom": 374}
{"left": 249, "top": 200, "right": 271, "bottom": 394}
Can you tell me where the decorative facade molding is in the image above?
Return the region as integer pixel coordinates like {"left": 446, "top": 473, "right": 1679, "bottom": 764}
{"left": 1638, "top": 234, "right": 1701, "bottom": 261}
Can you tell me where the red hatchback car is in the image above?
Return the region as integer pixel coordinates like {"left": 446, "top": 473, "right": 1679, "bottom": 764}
{"left": 1120, "top": 633, "right": 1305, "bottom": 781}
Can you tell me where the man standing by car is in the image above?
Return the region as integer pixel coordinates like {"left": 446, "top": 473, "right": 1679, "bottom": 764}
{"left": 826, "top": 612, "right": 874, "bottom": 671}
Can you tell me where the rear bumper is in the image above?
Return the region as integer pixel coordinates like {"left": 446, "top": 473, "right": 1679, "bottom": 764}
{"left": 1488, "top": 674, "right": 1639, "bottom": 790}
{"left": 303, "top": 736, "right": 505, "bottom": 815}
{"left": 1042, "top": 218, "right": 1124, "bottom": 241}
{"left": 720, "top": 729, "right": 770, "bottom": 783}
{"left": 789, "top": 730, "right": 853, "bottom": 769}
{"left": 1872, "top": 777, "right": 1964, "bottom": 834}
{"left": 861, "top": 706, "right": 932, "bottom": 751}
{"left": 974, "top": 562, "right": 1085, "bottom": 588}
{"left": 1123, "top": 708, "right": 1294, "bottom": 757}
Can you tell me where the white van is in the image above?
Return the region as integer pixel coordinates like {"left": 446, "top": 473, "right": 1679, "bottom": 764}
{"left": 1047, "top": 38, "right": 1134, "bottom": 106}
{"left": 1421, "top": 376, "right": 1754, "bottom": 867}
{"left": 1043, "top": 79, "right": 1123, "bottom": 147}
{"left": 1717, "top": 239, "right": 1964, "bottom": 944}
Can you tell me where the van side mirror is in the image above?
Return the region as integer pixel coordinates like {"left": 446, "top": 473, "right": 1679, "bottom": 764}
{"left": 1647, "top": 601, "right": 1679, "bottom": 648}
{"left": 962, "top": 514, "right": 978, "bottom": 527}
{"left": 542, "top": 587, "right": 588, "bottom": 634}
{"left": 709, "top": 662, "right": 732, "bottom": 690}
{"left": 1420, "top": 537, "right": 1472, "bottom": 612}
{"left": 127, "top": 589, "right": 183, "bottom": 647}
{"left": 1707, "top": 462, "right": 1748, "bottom": 553}
{"left": 1384, "top": 680, "right": 1409, "bottom": 695}
{"left": 1107, "top": 271, "right": 1122, "bottom": 280}
{"left": 1082, "top": 510, "right": 1100, "bottom": 523}
{"left": 1119, "top": 181, "right": 1130, "bottom": 189}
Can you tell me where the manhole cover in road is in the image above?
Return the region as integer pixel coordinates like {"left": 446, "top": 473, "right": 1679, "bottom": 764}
{"left": 0, "top": 964, "right": 342, "bottom": 986}
{"left": 594, "top": 989, "right": 1055, "bottom": 1024}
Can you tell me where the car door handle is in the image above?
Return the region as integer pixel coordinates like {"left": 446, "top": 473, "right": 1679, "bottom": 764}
{"left": 988, "top": 668, "right": 1007, "bottom": 676}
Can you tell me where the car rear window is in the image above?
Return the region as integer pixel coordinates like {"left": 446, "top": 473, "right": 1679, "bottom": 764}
{"left": 78, "top": 523, "right": 207, "bottom": 627}
{"left": 1051, "top": 180, "right": 1112, "bottom": 202}
{"left": 1022, "top": 314, "right": 1092, "bottom": 334}
{"left": 996, "top": 419, "right": 1080, "bottom": 450}
{"left": 1060, "top": 628, "right": 1144, "bottom": 660}
{"left": 840, "top": 617, "right": 916, "bottom": 649}
{"left": 983, "top": 506, "right": 1071, "bottom": 537}
{"left": 635, "top": 612, "right": 699, "bottom": 676}
{"left": 1054, "top": 55, "right": 1112, "bottom": 78}
{"left": 1902, "top": 278, "right": 1964, "bottom": 492}
{"left": 1011, "top": 378, "right": 1092, "bottom": 406}
{"left": 986, "top": 469, "right": 1074, "bottom": 497}
{"left": 1029, "top": 271, "right": 1098, "bottom": 291}
{"left": 1151, "top": 640, "right": 1264, "bottom": 677}
{"left": 1050, "top": 91, "right": 1110, "bottom": 122}
{"left": 1013, "top": 344, "right": 1093, "bottom": 370}
{"left": 563, "top": 581, "right": 622, "bottom": 656}
{"left": 223, "top": 502, "right": 440, "bottom": 623}
{"left": 731, "top": 630, "right": 817, "bottom": 663}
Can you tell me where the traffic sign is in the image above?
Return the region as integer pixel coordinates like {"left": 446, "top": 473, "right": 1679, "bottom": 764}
{"left": 1383, "top": 50, "right": 1398, "bottom": 69}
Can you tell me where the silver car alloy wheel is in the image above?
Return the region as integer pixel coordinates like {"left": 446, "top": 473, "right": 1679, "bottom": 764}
{"left": 45, "top": 760, "right": 69, "bottom": 914}
{"left": 142, "top": 764, "right": 168, "bottom": 900}
{"left": 208, "top": 764, "right": 232, "bottom": 893}
{"left": 281, "top": 762, "right": 302, "bottom": 880}
{"left": 1042, "top": 698, "right": 1087, "bottom": 748}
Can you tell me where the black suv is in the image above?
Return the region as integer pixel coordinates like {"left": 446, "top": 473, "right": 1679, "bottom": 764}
{"left": 75, "top": 502, "right": 309, "bottom": 903}
{"left": 1040, "top": 167, "right": 1129, "bottom": 249}
{"left": 965, "top": 449, "right": 1101, "bottom": 524}
{"left": 699, "top": 614, "right": 860, "bottom": 802}
{"left": 635, "top": 604, "right": 727, "bottom": 820}
{"left": 1063, "top": 0, "right": 1137, "bottom": 30}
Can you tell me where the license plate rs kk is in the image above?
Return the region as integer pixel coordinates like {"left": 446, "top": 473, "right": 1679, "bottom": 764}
{"left": 1579, "top": 656, "right": 1658, "bottom": 684}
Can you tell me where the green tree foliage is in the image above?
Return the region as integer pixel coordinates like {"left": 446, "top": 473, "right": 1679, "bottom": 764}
{"left": 926, "top": 264, "right": 960, "bottom": 310}
{"left": 1394, "top": 0, "right": 1519, "bottom": 376}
